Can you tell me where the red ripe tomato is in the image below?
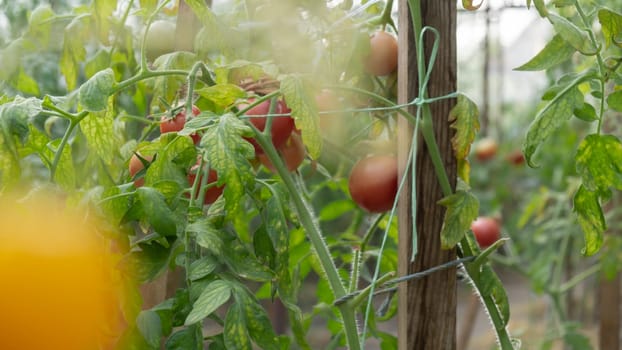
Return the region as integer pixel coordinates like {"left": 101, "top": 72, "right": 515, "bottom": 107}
{"left": 471, "top": 217, "right": 501, "bottom": 248}
{"left": 241, "top": 98, "right": 295, "bottom": 154}
{"left": 188, "top": 163, "right": 224, "bottom": 205}
{"left": 129, "top": 153, "right": 153, "bottom": 187}
{"left": 258, "top": 132, "right": 306, "bottom": 172}
{"left": 474, "top": 138, "right": 498, "bottom": 161}
{"left": 160, "top": 105, "right": 201, "bottom": 144}
{"left": 348, "top": 155, "right": 398, "bottom": 213}
{"left": 506, "top": 149, "right": 525, "bottom": 166}
{"left": 365, "top": 31, "right": 398, "bottom": 76}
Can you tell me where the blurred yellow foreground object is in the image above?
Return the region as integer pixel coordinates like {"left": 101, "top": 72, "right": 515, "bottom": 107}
{"left": 0, "top": 192, "right": 125, "bottom": 350}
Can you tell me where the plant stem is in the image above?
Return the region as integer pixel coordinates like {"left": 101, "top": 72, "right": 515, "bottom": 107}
{"left": 574, "top": 0, "right": 606, "bottom": 133}
{"left": 111, "top": 69, "right": 190, "bottom": 94}
{"left": 250, "top": 123, "right": 361, "bottom": 350}
{"left": 50, "top": 112, "right": 87, "bottom": 181}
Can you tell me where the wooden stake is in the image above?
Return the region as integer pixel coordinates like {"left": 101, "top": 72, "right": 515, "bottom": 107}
{"left": 397, "top": 1, "right": 458, "bottom": 349}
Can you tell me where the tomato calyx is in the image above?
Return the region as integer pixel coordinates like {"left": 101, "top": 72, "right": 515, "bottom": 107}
{"left": 129, "top": 153, "right": 155, "bottom": 187}
{"left": 160, "top": 105, "right": 202, "bottom": 144}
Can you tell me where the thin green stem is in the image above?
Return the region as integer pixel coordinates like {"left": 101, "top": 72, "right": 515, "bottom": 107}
{"left": 348, "top": 249, "right": 362, "bottom": 294}
{"left": 111, "top": 69, "right": 190, "bottom": 94}
{"left": 574, "top": 0, "right": 606, "bottom": 133}
{"left": 50, "top": 112, "right": 87, "bottom": 181}
{"left": 360, "top": 213, "right": 385, "bottom": 252}
{"left": 559, "top": 264, "right": 600, "bottom": 294}
{"left": 250, "top": 122, "right": 361, "bottom": 350}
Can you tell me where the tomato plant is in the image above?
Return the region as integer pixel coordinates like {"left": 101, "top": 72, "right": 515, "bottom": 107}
{"left": 348, "top": 155, "right": 398, "bottom": 213}
{"left": 0, "top": 0, "right": 528, "bottom": 349}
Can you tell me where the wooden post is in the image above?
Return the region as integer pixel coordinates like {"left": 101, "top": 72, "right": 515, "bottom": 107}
{"left": 599, "top": 274, "right": 620, "bottom": 350}
{"left": 397, "top": 1, "right": 458, "bottom": 349}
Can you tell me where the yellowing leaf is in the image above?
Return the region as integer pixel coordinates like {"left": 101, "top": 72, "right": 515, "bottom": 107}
{"left": 280, "top": 75, "right": 322, "bottom": 159}
{"left": 598, "top": 9, "right": 622, "bottom": 48}
{"left": 462, "top": 0, "right": 483, "bottom": 11}
{"left": 523, "top": 84, "right": 584, "bottom": 167}
{"left": 575, "top": 134, "right": 622, "bottom": 193}
{"left": 81, "top": 96, "right": 119, "bottom": 164}
{"left": 224, "top": 303, "right": 252, "bottom": 350}
{"left": 79, "top": 68, "right": 116, "bottom": 112}
{"left": 202, "top": 113, "right": 255, "bottom": 218}
{"left": 573, "top": 185, "right": 605, "bottom": 256}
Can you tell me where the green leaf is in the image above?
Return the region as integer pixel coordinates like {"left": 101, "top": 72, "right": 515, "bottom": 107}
{"left": 224, "top": 239, "right": 274, "bottom": 282}
{"left": 607, "top": 90, "right": 622, "bottom": 112}
{"left": 438, "top": 189, "right": 480, "bottom": 249}
{"left": 24, "top": 5, "right": 55, "bottom": 48}
{"left": 165, "top": 324, "right": 202, "bottom": 350}
{"left": 12, "top": 68, "right": 40, "bottom": 96}
{"left": 515, "top": 35, "right": 575, "bottom": 71}
{"left": 573, "top": 185, "right": 605, "bottom": 256}
{"left": 0, "top": 133, "right": 20, "bottom": 189}
{"left": 188, "top": 256, "right": 218, "bottom": 281}
{"left": 202, "top": 113, "right": 255, "bottom": 218}
{"left": 223, "top": 303, "right": 252, "bottom": 350}
{"left": 136, "top": 187, "right": 178, "bottom": 236}
{"left": 480, "top": 265, "right": 511, "bottom": 326}
{"left": 187, "top": 218, "right": 224, "bottom": 254}
{"left": 576, "top": 134, "right": 622, "bottom": 193}
{"left": 79, "top": 68, "right": 116, "bottom": 111}
{"left": 60, "top": 15, "right": 90, "bottom": 91}
{"left": 137, "top": 310, "right": 162, "bottom": 348}
{"left": 185, "top": 280, "right": 232, "bottom": 325}
{"left": 80, "top": 98, "right": 117, "bottom": 163}
{"left": 574, "top": 102, "right": 598, "bottom": 122}
{"left": 50, "top": 138, "right": 76, "bottom": 190}
{"left": 151, "top": 52, "right": 197, "bottom": 109}
{"left": 533, "top": 0, "right": 548, "bottom": 17}
{"left": 122, "top": 242, "right": 172, "bottom": 283}
{"left": 145, "top": 134, "right": 196, "bottom": 190}
{"left": 523, "top": 84, "right": 583, "bottom": 167}
{"left": 598, "top": 9, "right": 622, "bottom": 48}
{"left": 547, "top": 13, "right": 597, "bottom": 55}
{"left": 196, "top": 84, "right": 246, "bottom": 110}
{"left": 184, "top": 0, "right": 231, "bottom": 54}
{"left": 237, "top": 292, "right": 279, "bottom": 350}
{"left": 100, "top": 185, "right": 131, "bottom": 225}
{"left": 319, "top": 199, "right": 356, "bottom": 221}
{"left": 281, "top": 75, "right": 322, "bottom": 158}
{"left": 85, "top": 49, "right": 111, "bottom": 79}
{"left": 93, "top": 0, "right": 116, "bottom": 44}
